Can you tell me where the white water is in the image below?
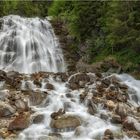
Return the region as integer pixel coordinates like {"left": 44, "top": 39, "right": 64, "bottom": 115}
{"left": 0, "top": 15, "right": 65, "bottom": 73}
{"left": 18, "top": 74, "right": 140, "bottom": 140}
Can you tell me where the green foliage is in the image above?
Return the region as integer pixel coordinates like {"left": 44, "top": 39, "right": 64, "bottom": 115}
{"left": 0, "top": 0, "right": 51, "bottom": 17}
{"left": 48, "top": 1, "right": 140, "bottom": 72}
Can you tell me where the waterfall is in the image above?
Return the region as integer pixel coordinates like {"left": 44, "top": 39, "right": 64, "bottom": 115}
{"left": 0, "top": 15, "right": 65, "bottom": 73}
{"left": 0, "top": 15, "right": 140, "bottom": 140}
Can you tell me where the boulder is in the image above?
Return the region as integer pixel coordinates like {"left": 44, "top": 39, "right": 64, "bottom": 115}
{"left": 87, "top": 99, "right": 97, "bottom": 115}
{"left": 0, "top": 102, "right": 16, "bottom": 117}
{"left": 45, "top": 83, "right": 54, "bottom": 90}
{"left": 115, "top": 103, "right": 128, "bottom": 119}
{"left": 15, "top": 99, "right": 28, "bottom": 111}
{"left": 111, "top": 114, "right": 122, "bottom": 124}
{"left": 50, "top": 115, "right": 81, "bottom": 130}
{"left": 28, "top": 91, "right": 47, "bottom": 106}
{"left": 8, "top": 112, "right": 30, "bottom": 131}
{"left": 68, "top": 73, "right": 90, "bottom": 89}
{"left": 32, "top": 114, "right": 44, "bottom": 124}
{"left": 51, "top": 109, "right": 65, "bottom": 120}
{"left": 103, "top": 129, "right": 114, "bottom": 140}
{"left": 106, "top": 100, "right": 116, "bottom": 110}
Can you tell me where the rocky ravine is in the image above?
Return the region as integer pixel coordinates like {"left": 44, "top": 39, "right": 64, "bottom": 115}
{"left": 0, "top": 70, "right": 140, "bottom": 140}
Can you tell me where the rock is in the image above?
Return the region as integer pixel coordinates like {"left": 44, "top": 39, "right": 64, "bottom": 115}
{"left": 50, "top": 115, "right": 81, "bottom": 131}
{"left": 33, "top": 80, "right": 42, "bottom": 87}
{"left": 117, "top": 93, "right": 127, "bottom": 102}
{"left": 95, "top": 72, "right": 102, "bottom": 78}
{"left": 103, "top": 129, "right": 114, "bottom": 140}
{"left": 106, "top": 100, "right": 116, "bottom": 110}
{"left": 51, "top": 109, "right": 65, "bottom": 120}
{"left": 105, "top": 91, "right": 117, "bottom": 100}
{"left": 123, "top": 116, "right": 140, "bottom": 132}
{"left": 87, "top": 99, "right": 97, "bottom": 115}
{"left": 28, "top": 91, "right": 47, "bottom": 106}
{"left": 123, "top": 119, "right": 137, "bottom": 131}
{"left": 0, "top": 90, "right": 10, "bottom": 101}
{"left": 68, "top": 73, "right": 90, "bottom": 89}
{"left": 119, "top": 84, "right": 128, "bottom": 91}
{"left": 48, "top": 133, "right": 62, "bottom": 138}
{"left": 0, "top": 102, "right": 16, "bottom": 117}
{"left": 101, "top": 78, "right": 111, "bottom": 88}
{"left": 45, "top": 83, "right": 54, "bottom": 90}
{"left": 79, "top": 92, "right": 87, "bottom": 102}
{"left": 100, "top": 113, "right": 108, "bottom": 121}
{"left": 32, "top": 114, "right": 44, "bottom": 124}
{"left": 0, "top": 128, "right": 11, "bottom": 139}
{"left": 74, "top": 126, "right": 85, "bottom": 136}
{"left": 0, "top": 70, "right": 7, "bottom": 81}
{"left": 65, "top": 93, "right": 73, "bottom": 98}
{"left": 24, "top": 81, "right": 33, "bottom": 91}
{"left": 111, "top": 114, "right": 122, "bottom": 124}
{"left": 15, "top": 99, "right": 28, "bottom": 111}
{"left": 115, "top": 103, "right": 128, "bottom": 119}
{"left": 8, "top": 112, "right": 30, "bottom": 131}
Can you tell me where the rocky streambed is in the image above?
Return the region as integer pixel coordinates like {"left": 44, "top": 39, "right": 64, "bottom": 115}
{"left": 0, "top": 70, "right": 140, "bottom": 140}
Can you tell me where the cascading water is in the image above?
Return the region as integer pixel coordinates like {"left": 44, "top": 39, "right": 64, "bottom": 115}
{"left": 0, "top": 15, "right": 65, "bottom": 73}
{"left": 0, "top": 15, "right": 140, "bottom": 140}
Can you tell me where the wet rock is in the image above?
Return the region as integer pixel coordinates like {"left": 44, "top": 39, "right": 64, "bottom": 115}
{"left": 115, "top": 103, "right": 128, "bottom": 119}
{"left": 8, "top": 112, "right": 30, "bottom": 131}
{"left": 28, "top": 91, "right": 47, "bottom": 106}
{"left": 111, "top": 114, "right": 122, "bottom": 124}
{"left": 101, "top": 78, "right": 111, "bottom": 88}
{"left": 117, "top": 93, "right": 127, "bottom": 102}
{"left": 79, "top": 92, "right": 87, "bottom": 102}
{"left": 33, "top": 79, "right": 42, "bottom": 87}
{"left": 100, "top": 113, "right": 108, "bottom": 121}
{"left": 103, "top": 129, "right": 114, "bottom": 140}
{"left": 32, "top": 114, "right": 44, "bottom": 124}
{"left": 87, "top": 99, "right": 97, "bottom": 115}
{"left": 0, "top": 102, "right": 16, "bottom": 117}
{"left": 105, "top": 91, "right": 118, "bottom": 100}
{"left": 119, "top": 84, "right": 128, "bottom": 91}
{"left": 106, "top": 100, "right": 116, "bottom": 110}
{"left": 95, "top": 72, "right": 102, "bottom": 78}
{"left": 0, "top": 128, "right": 12, "bottom": 139}
{"left": 0, "top": 70, "right": 7, "bottom": 81}
{"left": 0, "top": 90, "right": 10, "bottom": 101}
{"left": 15, "top": 99, "right": 28, "bottom": 111}
{"left": 45, "top": 83, "right": 54, "bottom": 90}
{"left": 24, "top": 81, "right": 33, "bottom": 91}
{"left": 68, "top": 73, "right": 90, "bottom": 89}
{"left": 137, "top": 106, "right": 140, "bottom": 112}
{"left": 74, "top": 126, "right": 85, "bottom": 136}
{"left": 65, "top": 93, "right": 73, "bottom": 98}
{"left": 123, "top": 119, "right": 137, "bottom": 131}
{"left": 51, "top": 109, "right": 65, "bottom": 120}
{"left": 48, "top": 133, "right": 62, "bottom": 139}
{"left": 50, "top": 115, "right": 81, "bottom": 130}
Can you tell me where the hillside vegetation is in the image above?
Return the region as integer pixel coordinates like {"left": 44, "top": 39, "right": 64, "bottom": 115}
{"left": 48, "top": 1, "right": 140, "bottom": 73}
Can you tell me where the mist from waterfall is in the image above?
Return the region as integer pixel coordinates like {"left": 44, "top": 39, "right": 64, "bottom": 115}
{"left": 0, "top": 15, "right": 65, "bottom": 73}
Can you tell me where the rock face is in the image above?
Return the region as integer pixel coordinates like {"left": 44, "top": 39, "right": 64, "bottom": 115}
{"left": 50, "top": 115, "right": 81, "bottom": 131}
{"left": 8, "top": 112, "right": 30, "bottom": 131}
